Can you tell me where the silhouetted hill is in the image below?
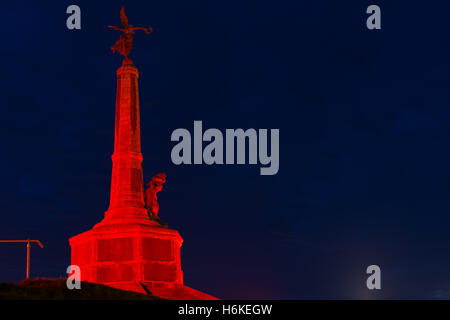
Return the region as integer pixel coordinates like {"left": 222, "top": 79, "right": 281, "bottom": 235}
{"left": 0, "top": 278, "right": 162, "bottom": 300}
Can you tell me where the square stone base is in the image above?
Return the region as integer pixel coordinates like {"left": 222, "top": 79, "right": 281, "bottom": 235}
{"left": 69, "top": 218, "right": 184, "bottom": 288}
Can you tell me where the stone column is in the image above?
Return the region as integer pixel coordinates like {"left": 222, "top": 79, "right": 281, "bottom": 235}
{"left": 106, "top": 58, "right": 147, "bottom": 220}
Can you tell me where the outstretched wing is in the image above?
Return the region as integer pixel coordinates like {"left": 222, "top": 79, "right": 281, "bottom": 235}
{"left": 120, "top": 6, "right": 129, "bottom": 28}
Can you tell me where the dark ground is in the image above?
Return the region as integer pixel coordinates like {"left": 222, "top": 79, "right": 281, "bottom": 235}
{"left": 0, "top": 278, "right": 160, "bottom": 300}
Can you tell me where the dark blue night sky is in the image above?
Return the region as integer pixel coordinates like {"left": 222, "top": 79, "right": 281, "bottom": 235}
{"left": 2, "top": 0, "right": 450, "bottom": 299}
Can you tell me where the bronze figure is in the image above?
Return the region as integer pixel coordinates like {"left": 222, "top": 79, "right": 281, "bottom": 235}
{"left": 108, "top": 6, "right": 153, "bottom": 59}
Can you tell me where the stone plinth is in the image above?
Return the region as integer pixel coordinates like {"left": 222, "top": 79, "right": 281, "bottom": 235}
{"left": 69, "top": 220, "right": 216, "bottom": 299}
{"left": 70, "top": 220, "right": 183, "bottom": 285}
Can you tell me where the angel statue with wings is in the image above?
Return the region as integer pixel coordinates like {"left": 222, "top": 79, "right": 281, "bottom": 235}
{"left": 108, "top": 6, "right": 153, "bottom": 59}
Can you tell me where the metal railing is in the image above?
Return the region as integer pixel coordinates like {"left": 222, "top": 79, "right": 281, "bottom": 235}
{"left": 0, "top": 240, "right": 44, "bottom": 279}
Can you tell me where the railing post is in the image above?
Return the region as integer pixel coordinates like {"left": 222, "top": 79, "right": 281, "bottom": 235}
{"left": 26, "top": 240, "right": 30, "bottom": 280}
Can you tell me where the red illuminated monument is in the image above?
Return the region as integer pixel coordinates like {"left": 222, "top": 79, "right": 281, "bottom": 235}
{"left": 69, "top": 7, "right": 216, "bottom": 300}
